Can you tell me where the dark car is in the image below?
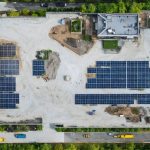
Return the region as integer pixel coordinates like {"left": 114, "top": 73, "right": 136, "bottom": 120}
{"left": 55, "top": 2, "right": 67, "bottom": 7}
{"left": 40, "top": 3, "right": 48, "bottom": 7}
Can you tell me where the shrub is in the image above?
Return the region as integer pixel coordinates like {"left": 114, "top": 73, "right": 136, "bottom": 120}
{"left": 22, "top": 8, "right": 30, "bottom": 16}
{"left": 7, "top": 11, "right": 20, "bottom": 17}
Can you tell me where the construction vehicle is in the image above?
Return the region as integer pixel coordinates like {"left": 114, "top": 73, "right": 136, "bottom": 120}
{"left": 113, "top": 134, "right": 135, "bottom": 139}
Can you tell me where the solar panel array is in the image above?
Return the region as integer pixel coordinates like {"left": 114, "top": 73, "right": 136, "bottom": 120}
{"left": 75, "top": 94, "right": 150, "bottom": 105}
{"left": 33, "top": 60, "right": 45, "bottom": 76}
{"left": 75, "top": 61, "right": 150, "bottom": 105}
{"left": 0, "top": 77, "right": 16, "bottom": 92}
{"left": 0, "top": 44, "right": 16, "bottom": 57}
{"left": 0, "top": 60, "right": 19, "bottom": 75}
{"left": 0, "top": 44, "right": 19, "bottom": 109}
{"left": 86, "top": 61, "right": 150, "bottom": 89}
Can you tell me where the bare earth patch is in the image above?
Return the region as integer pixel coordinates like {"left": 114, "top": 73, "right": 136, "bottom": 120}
{"left": 49, "top": 20, "right": 94, "bottom": 55}
{"left": 105, "top": 106, "right": 141, "bottom": 123}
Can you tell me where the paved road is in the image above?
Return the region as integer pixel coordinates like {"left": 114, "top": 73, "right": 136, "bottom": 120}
{"left": 1, "top": 131, "right": 150, "bottom": 143}
{"left": 64, "top": 132, "right": 150, "bottom": 143}
{"left": 4, "top": 2, "right": 83, "bottom": 11}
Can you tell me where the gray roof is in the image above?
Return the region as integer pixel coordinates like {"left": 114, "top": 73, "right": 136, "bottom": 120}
{"left": 96, "top": 13, "right": 139, "bottom": 38}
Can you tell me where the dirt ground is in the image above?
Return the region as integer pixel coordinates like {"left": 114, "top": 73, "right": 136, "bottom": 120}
{"left": 105, "top": 107, "right": 141, "bottom": 123}
{"left": 140, "top": 11, "right": 150, "bottom": 28}
{"left": 49, "top": 20, "right": 94, "bottom": 55}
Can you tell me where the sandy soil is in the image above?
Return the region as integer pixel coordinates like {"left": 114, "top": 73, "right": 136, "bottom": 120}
{"left": 0, "top": 14, "right": 150, "bottom": 130}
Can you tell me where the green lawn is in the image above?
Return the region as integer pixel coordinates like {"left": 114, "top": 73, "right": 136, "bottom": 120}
{"left": 103, "top": 40, "right": 118, "bottom": 49}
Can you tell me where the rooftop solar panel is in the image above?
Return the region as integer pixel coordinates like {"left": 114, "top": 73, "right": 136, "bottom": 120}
{"left": 0, "top": 77, "right": 16, "bottom": 91}
{"left": 0, "top": 60, "right": 19, "bottom": 75}
{"left": 32, "top": 60, "right": 45, "bottom": 76}
{"left": 0, "top": 44, "right": 16, "bottom": 57}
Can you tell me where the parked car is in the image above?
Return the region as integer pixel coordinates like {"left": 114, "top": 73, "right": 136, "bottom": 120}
{"left": 40, "top": 3, "right": 48, "bottom": 7}
{"left": 14, "top": 133, "right": 26, "bottom": 138}
{"left": 0, "top": 137, "right": 5, "bottom": 142}
{"left": 55, "top": 2, "right": 67, "bottom": 7}
{"left": 107, "top": 132, "right": 112, "bottom": 136}
{"left": 82, "top": 133, "right": 91, "bottom": 138}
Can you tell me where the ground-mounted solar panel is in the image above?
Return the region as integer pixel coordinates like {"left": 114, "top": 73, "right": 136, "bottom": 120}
{"left": 0, "top": 77, "right": 16, "bottom": 91}
{"left": 0, "top": 60, "right": 19, "bottom": 75}
{"left": 0, "top": 104, "right": 16, "bottom": 109}
{"left": 75, "top": 94, "right": 150, "bottom": 105}
{"left": 87, "top": 61, "right": 150, "bottom": 89}
{"left": 0, "top": 93, "right": 19, "bottom": 109}
{"left": 0, "top": 44, "right": 16, "bottom": 57}
{"left": 137, "top": 94, "right": 150, "bottom": 104}
{"left": 0, "top": 93, "right": 19, "bottom": 103}
{"left": 75, "top": 94, "right": 135, "bottom": 104}
{"left": 32, "top": 60, "right": 45, "bottom": 76}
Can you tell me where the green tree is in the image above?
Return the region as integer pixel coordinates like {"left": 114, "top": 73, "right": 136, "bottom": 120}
{"left": 129, "top": 2, "right": 142, "bottom": 13}
{"left": 96, "top": 3, "right": 107, "bottom": 13}
{"left": 40, "top": 144, "right": 52, "bottom": 150}
{"left": 143, "top": 1, "right": 150, "bottom": 10}
{"left": 22, "top": 8, "right": 30, "bottom": 16}
{"left": 126, "top": 143, "right": 135, "bottom": 150}
{"left": 80, "top": 4, "right": 87, "bottom": 13}
{"left": 112, "top": 144, "right": 122, "bottom": 150}
{"left": 84, "top": 144, "right": 100, "bottom": 150}
{"left": 88, "top": 4, "right": 96, "bottom": 13}
{"left": 118, "top": 0, "right": 126, "bottom": 13}
{"left": 54, "top": 144, "right": 63, "bottom": 150}
{"left": 106, "top": 3, "right": 118, "bottom": 13}
{"left": 64, "top": 144, "right": 77, "bottom": 150}
{"left": 37, "top": 9, "right": 46, "bottom": 16}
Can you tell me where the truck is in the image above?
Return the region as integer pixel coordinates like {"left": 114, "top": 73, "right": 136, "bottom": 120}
{"left": 14, "top": 134, "right": 26, "bottom": 139}
{"left": 113, "top": 134, "right": 135, "bottom": 139}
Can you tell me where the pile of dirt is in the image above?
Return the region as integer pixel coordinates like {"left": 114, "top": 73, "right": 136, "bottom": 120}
{"left": 45, "top": 52, "right": 61, "bottom": 80}
{"left": 105, "top": 106, "right": 140, "bottom": 123}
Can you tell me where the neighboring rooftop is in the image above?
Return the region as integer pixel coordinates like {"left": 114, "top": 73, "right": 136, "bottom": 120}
{"left": 96, "top": 13, "right": 139, "bottom": 38}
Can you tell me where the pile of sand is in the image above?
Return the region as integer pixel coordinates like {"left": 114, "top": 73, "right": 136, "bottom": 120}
{"left": 45, "top": 52, "right": 61, "bottom": 80}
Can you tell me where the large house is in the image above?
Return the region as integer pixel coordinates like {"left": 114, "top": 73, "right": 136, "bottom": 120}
{"left": 95, "top": 13, "right": 139, "bottom": 39}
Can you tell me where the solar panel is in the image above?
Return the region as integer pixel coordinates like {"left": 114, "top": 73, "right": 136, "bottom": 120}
{"left": 0, "top": 104, "right": 16, "bottom": 109}
{"left": 0, "top": 93, "right": 19, "bottom": 109}
{"left": 0, "top": 44, "right": 16, "bottom": 57}
{"left": 32, "top": 60, "right": 45, "bottom": 76}
{"left": 87, "top": 61, "right": 150, "bottom": 89}
{"left": 137, "top": 94, "right": 150, "bottom": 104}
{"left": 75, "top": 94, "right": 135, "bottom": 104}
{"left": 75, "top": 94, "right": 150, "bottom": 105}
{"left": 0, "top": 60, "right": 19, "bottom": 75}
{"left": 0, "top": 93, "right": 19, "bottom": 103}
{"left": 0, "top": 77, "right": 16, "bottom": 91}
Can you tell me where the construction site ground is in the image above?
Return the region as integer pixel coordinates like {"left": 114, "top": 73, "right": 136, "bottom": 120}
{"left": 0, "top": 14, "right": 150, "bottom": 143}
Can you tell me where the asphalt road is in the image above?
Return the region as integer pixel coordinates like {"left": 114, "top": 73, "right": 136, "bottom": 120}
{"left": 64, "top": 132, "right": 150, "bottom": 143}
{"left": 1, "top": 131, "right": 150, "bottom": 143}
{"left": 5, "top": 2, "right": 83, "bottom": 11}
